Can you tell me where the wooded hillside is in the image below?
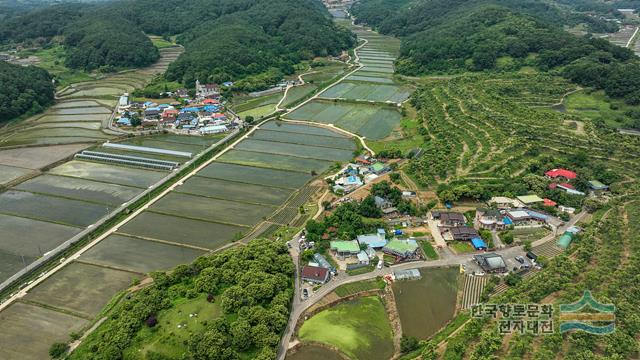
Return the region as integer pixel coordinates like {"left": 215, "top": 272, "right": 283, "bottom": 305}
{"left": 0, "top": 62, "right": 55, "bottom": 123}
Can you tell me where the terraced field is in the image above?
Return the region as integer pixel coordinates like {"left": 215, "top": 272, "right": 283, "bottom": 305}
{"left": 0, "top": 47, "right": 182, "bottom": 149}
{"left": 0, "top": 121, "right": 355, "bottom": 360}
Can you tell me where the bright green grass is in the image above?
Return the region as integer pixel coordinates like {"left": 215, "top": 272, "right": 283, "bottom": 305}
{"left": 232, "top": 93, "right": 281, "bottom": 113}
{"left": 239, "top": 103, "right": 276, "bottom": 119}
{"left": 334, "top": 279, "right": 386, "bottom": 297}
{"left": 27, "top": 46, "right": 94, "bottom": 88}
{"left": 449, "top": 241, "right": 476, "bottom": 254}
{"left": 149, "top": 36, "right": 176, "bottom": 49}
{"left": 563, "top": 90, "right": 638, "bottom": 128}
{"left": 124, "top": 294, "right": 222, "bottom": 359}
{"left": 368, "top": 116, "right": 423, "bottom": 153}
{"left": 420, "top": 241, "right": 439, "bottom": 260}
{"left": 298, "top": 296, "right": 394, "bottom": 360}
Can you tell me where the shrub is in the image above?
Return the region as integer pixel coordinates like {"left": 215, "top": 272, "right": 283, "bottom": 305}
{"left": 49, "top": 342, "right": 68, "bottom": 359}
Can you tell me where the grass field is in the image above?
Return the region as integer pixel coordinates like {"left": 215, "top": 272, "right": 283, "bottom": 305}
{"left": 334, "top": 278, "right": 386, "bottom": 297}
{"left": 150, "top": 192, "right": 275, "bottom": 226}
{"left": 285, "top": 100, "right": 401, "bottom": 140}
{"left": 50, "top": 160, "right": 167, "bottom": 188}
{"left": 117, "top": 211, "right": 246, "bottom": 249}
{"left": 24, "top": 45, "right": 94, "bottom": 88}
{"left": 15, "top": 174, "right": 142, "bottom": 206}
{"left": 420, "top": 241, "right": 439, "bottom": 260}
{"left": 282, "top": 84, "right": 318, "bottom": 108}
{"left": 197, "top": 162, "right": 312, "bottom": 189}
{"left": 298, "top": 296, "right": 394, "bottom": 360}
{"left": 239, "top": 103, "right": 277, "bottom": 119}
{"left": 25, "top": 262, "right": 136, "bottom": 318}
{"left": 449, "top": 241, "right": 476, "bottom": 254}
{"left": 563, "top": 90, "right": 639, "bottom": 128}
{"left": 0, "top": 302, "right": 88, "bottom": 360}
{"left": 123, "top": 294, "right": 223, "bottom": 359}
{"left": 80, "top": 234, "right": 206, "bottom": 274}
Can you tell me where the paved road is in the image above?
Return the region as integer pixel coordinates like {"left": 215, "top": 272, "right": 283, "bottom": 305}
{"left": 276, "top": 210, "right": 587, "bottom": 359}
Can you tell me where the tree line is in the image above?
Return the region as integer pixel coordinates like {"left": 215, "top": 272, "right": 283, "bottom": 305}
{"left": 0, "top": 61, "right": 54, "bottom": 123}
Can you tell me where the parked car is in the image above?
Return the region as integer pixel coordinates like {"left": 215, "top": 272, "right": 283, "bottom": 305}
{"left": 515, "top": 256, "right": 525, "bottom": 264}
{"left": 302, "top": 288, "right": 309, "bottom": 298}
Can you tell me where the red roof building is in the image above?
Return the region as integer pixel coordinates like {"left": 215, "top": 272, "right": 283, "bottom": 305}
{"left": 203, "top": 99, "right": 219, "bottom": 105}
{"left": 301, "top": 265, "right": 330, "bottom": 284}
{"left": 545, "top": 168, "right": 577, "bottom": 180}
{"left": 543, "top": 198, "right": 557, "bottom": 207}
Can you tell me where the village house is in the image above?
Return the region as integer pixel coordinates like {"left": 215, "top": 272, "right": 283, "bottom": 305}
{"left": 588, "top": 180, "right": 609, "bottom": 195}
{"left": 545, "top": 168, "right": 577, "bottom": 181}
{"left": 446, "top": 226, "right": 480, "bottom": 241}
{"left": 313, "top": 253, "right": 336, "bottom": 273}
{"left": 382, "top": 239, "right": 419, "bottom": 259}
{"left": 370, "top": 162, "right": 389, "bottom": 175}
{"left": 475, "top": 208, "right": 508, "bottom": 231}
{"left": 195, "top": 80, "right": 220, "bottom": 99}
{"left": 549, "top": 182, "right": 585, "bottom": 196}
{"left": 356, "top": 228, "right": 387, "bottom": 249}
{"left": 489, "top": 196, "right": 519, "bottom": 209}
{"left": 516, "top": 194, "right": 544, "bottom": 208}
{"left": 374, "top": 196, "right": 397, "bottom": 215}
{"left": 504, "top": 209, "right": 546, "bottom": 227}
{"left": 301, "top": 265, "right": 330, "bottom": 284}
{"left": 433, "top": 211, "right": 466, "bottom": 227}
{"left": 330, "top": 240, "right": 360, "bottom": 258}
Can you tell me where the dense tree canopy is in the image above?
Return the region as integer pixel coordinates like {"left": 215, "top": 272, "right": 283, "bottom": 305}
{"left": 0, "top": 62, "right": 55, "bottom": 122}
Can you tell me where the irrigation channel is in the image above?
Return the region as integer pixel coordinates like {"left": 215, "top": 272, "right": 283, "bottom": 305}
{"left": 0, "top": 9, "right": 419, "bottom": 360}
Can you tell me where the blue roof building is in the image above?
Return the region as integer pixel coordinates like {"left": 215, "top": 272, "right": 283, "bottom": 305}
{"left": 116, "top": 118, "right": 131, "bottom": 126}
{"left": 471, "top": 237, "right": 487, "bottom": 250}
{"left": 357, "top": 228, "right": 387, "bottom": 248}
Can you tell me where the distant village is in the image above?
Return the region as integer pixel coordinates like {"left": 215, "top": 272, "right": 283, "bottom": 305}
{"left": 114, "top": 80, "right": 239, "bottom": 135}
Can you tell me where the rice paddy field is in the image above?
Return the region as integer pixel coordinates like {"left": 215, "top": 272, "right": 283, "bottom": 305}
{"left": 0, "top": 165, "right": 34, "bottom": 186}
{"left": 391, "top": 267, "right": 459, "bottom": 339}
{"left": 218, "top": 149, "right": 335, "bottom": 173}
{"left": 49, "top": 160, "right": 167, "bottom": 188}
{"left": 285, "top": 99, "right": 402, "bottom": 140}
{"left": 319, "top": 81, "right": 411, "bottom": 103}
{"left": 298, "top": 296, "right": 394, "bottom": 360}
{"left": 197, "top": 162, "right": 312, "bottom": 189}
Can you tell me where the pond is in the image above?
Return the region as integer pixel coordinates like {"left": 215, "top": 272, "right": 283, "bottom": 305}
{"left": 392, "top": 267, "right": 459, "bottom": 339}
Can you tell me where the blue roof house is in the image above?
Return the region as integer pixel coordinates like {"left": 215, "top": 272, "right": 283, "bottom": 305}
{"left": 471, "top": 237, "right": 487, "bottom": 250}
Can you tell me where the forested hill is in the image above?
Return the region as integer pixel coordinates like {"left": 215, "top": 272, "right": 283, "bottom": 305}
{"left": 350, "top": 0, "right": 640, "bottom": 105}
{"left": 0, "top": 62, "right": 55, "bottom": 123}
{"left": 0, "top": 0, "right": 354, "bottom": 88}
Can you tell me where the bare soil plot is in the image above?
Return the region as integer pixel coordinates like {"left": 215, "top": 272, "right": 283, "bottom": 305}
{"left": 0, "top": 190, "right": 110, "bottom": 227}
{"left": 0, "top": 213, "right": 81, "bottom": 257}
{"left": 250, "top": 129, "right": 356, "bottom": 150}
{"left": 118, "top": 211, "right": 246, "bottom": 249}
{"left": 178, "top": 176, "right": 294, "bottom": 206}
{"left": 285, "top": 100, "right": 401, "bottom": 140}
{"left": 259, "top": 120, "right": 346, "bottom": 137}
{"left": 50, "top": 160, "right": 167, "bottom": 188}
{"left": 235, "top": 139, "right": 354, "bottom": 162}
{"left": 150, "top": 192, "right": 275, "bottom": 226}
{"left": 25, "top": 262, "right": 136, "bottom": 317}
{"left": 79, "top": 234, "right": 206, "bottom": 273}
{"left": 0, "top": 302, "right": 88, "bottom": 360}
{"left": 0, "top": 143, "right": 88, "bottom": 169}
{"left": 198, "top": 162, "right": 311, "bottom": 189}
{"left": 217, "top": 149, "right": 334, "bottom": 173}
{"left": 0, "top": 165, "right": 34, "bottom": 185}
{"left": 15, "top": 174, "right": 142, "bottom": 206}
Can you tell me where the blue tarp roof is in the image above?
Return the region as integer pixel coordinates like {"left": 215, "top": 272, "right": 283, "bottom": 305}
{"left": 471, "top": 237, "right": 487, "bottom": 250}
{"left": 146, "top": 107, "right": 161, "bottom": 111}
{"left": 526, "top": 210, "right": 548, "bottom": 220}
{"left": 502, "top": 216, "right": 513, "bottom": 225}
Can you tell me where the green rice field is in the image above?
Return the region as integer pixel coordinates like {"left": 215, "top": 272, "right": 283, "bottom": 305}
{"left": 50, "top": 160, "right": 167, "bottom": 188}
{"left": 319, "top": 81, "right": 411, "bottom": 103}
{"left": 217, "top": 149, "right": 334, "bottom": 173}
{"left": 285, "top": 100, "right": 401, "bottom": 140}
{"left": 250, "top": 129, "right": 356, "bottom": 150}
{"left": 235, "top": 139, "right": 354, "bottom": 162}
{"left": 282, "top": 84, "right": 318, "bottom": 108}
{"left": 177, "top": 176, "right": 294, "bottom": 206}
{"left": 15, "top": 174, "right": 142, "bottom": 206}
{"left": 0, "top": 190, "right": 111, "bottom": 227}
{"left": 80, "top": 234, "right": 206, "bottom": 274}
{"left": 150, "top": 192, "right": 275, "bottom": 226}
{"left": 117, "top": 212, "right": 246, "bottom": 249}
{"left": 298, "top": 296, "right": 394, "bottom": 360}
{"left": 24, "top": 262, "right": 137, "bottom": 318}
{"left": 197, "top": 162, "right": 312, "bottom": 189}
{"left": 391, "top": 267, "right": 459, "bottom": 339}
{"left": 0, "top": 302, "right": 88, "bottom": 360}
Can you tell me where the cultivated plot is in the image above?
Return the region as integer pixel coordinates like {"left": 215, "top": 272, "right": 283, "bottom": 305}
{"left": 235, "top": 139, "right": 354, "bottom": 162}
{"left": 150, "top": 192, "right": 275, "bottom": 226}
{"left": 38, "top": 114, "right": 109, "bottom": 123}
{"left": 198, "top": 162, "right": 312, "bottom": 189}
{"left": 80, "top": 234, "right": 206, "bottom": 274}
{"left": 0, "top": 302, "right": 88, "bottom": 360}
{"left": 217, "top": 149, "right": 334, "bottom": 173}
{"left": 50, "top": 160, "right": 167, "bottom": 188}
{"left": 116, "top": 138, "right": 204, "bottom": 153}
{"left": 117, "top": 211, "right": 246, "bottom": 250}
{"left": 25, "top": 262, "right": 137, "bottom": 318}
{"left": 51, "top": 107, "right": 111, "bottom": 115}
{"left": 0, "top": 143, "right": 88, "bottom": 169}
{"left": 0, "top": 252, "right": 36, "bottom": 284}
{"left": 0, "top": 213, "right": 81, "bottom": 258}
{"left": 15, "top": 174, "right": 142, "bottom": 206}
{"left": 177, "top": 176, "right": 294, "bottom": 206}
{"left": 319, "top": 82, "right": 411, "bottom": 103}
{"left": 346, "top": 75, "right": 395, "bottom": 84}
{"left": 33, "top": 121, "right": 102, "bottom": 130}
{"left": 0, "top": 190, "right": 111, "bottom": 227}
{"left": 285, "top": 100, "right": 401, "bottom": 140}
{"left": 51, "top": 100, "right": 108, "bottom": 109}
{"left": 0, "top": 165, "right": 34, "bottom": 185}
{"left": 259, "top": 121, "right": 346, "bottom": 137}
{"left": 250, "top": 129, "right": 356, "bottom": 150}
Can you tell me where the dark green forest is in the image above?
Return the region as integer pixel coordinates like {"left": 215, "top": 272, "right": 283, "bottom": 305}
{"left": 69, "top": 239, "right": 294, "bottom": 360}
{"left": 351, "top": 0, "right": 640, "bottom": 104}
{"left": 0, "top": 0, "right": 354, "bottom": 89}
{"left": 0, "top": 61, "right": 55, "bottom": 123}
